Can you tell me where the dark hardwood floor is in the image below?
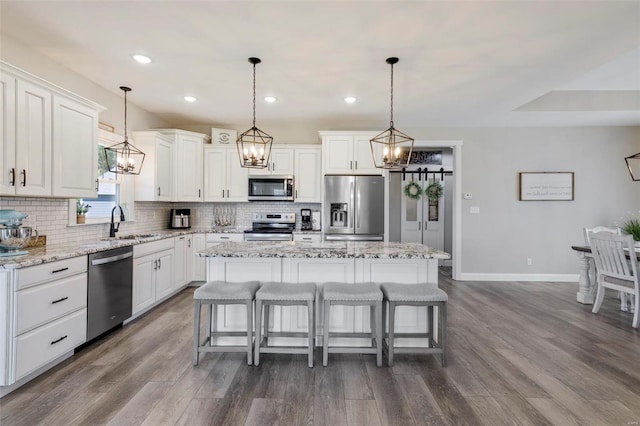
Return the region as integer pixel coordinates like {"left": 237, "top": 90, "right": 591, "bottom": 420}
{"left": 2, "top": 276, "right": 639, "bottom": 425}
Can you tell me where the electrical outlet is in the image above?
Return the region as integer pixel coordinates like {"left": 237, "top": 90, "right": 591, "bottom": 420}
{"left": 464, "top": 193, "right": 473, "bottom": 200}
{"left": 527, "top": 258, "right": 533, "bottom": 266}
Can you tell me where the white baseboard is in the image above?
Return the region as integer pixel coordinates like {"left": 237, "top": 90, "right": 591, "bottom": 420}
{"left": 457, "top": 273, "right": 579, "bottom": 282}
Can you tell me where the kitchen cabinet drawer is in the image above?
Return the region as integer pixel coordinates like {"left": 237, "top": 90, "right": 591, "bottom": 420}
{"left": 16, "top": 256, "right": 87, "bottom": 290}
{"left": 16, "top": 273, "right": 87, "bottom": 335}
{"left": 133, "top": 238, "right": 175, "bottom": 258}
{"left": 206, "top": 233, "right": 244, "bottom": 243}
{"left": 293, "top": 234, "right": 322, "bottom": 243}
{"left": 15, "top": 308, "right": 86, "bottom": 380}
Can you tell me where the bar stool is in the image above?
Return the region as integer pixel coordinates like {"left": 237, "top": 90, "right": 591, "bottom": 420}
{"left": 254, "top": 282, "right": 317, "bottom": 367}
{"left": 380, "top": 283, "right": 448, "bottom": 367}
{"left": 193, "top": 280, "right": 260, "bottom": 366}
{"left": 322, "top": 282, "right": 383, "bottom": 367}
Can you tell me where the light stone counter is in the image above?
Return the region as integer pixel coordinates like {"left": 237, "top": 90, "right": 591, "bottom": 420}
{"left": 197, "top": 241, "right": 450, "bottom": 259}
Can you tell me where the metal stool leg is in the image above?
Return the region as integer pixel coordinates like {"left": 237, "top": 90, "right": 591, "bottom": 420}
{"left": 254, "top": 299, "right": 263, "bottom": 366}
{"left": 323, "top": 300, "right": 330, "bottom": 366}
{"left": 375, "top": 300, "right": 382, "bottom": 367}
{"left": 193, "top": 299, "right": 201, "bottom": 366}
{"left": 307, "top": 300, "right": 314, "bottom": 367}
{"left": 440, "top": 302, "right": 447, "bottom": 367}
{"left": 388, "top": 301, "right": 396, "bottom": 366}
{"left": 246, "top": 299, "right": 253, "bottom": 365}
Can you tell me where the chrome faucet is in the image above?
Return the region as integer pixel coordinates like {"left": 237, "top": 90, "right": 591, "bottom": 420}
{"left": 109, "top": 205, "right": 125, "bottom": 238}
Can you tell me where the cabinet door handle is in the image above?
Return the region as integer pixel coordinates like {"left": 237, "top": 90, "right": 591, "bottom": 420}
{"left": 95, "top": 179, "right": 99, "bottom": 192}
{"left": 303, "top": 237, "right": 312, "bottom": 241}
{"left": 158, "top": 187, "right": 161, "bottom": 196}
{"left": 355, "top": 161, "right": 358, "bottom": 170}
{"left": 51, "top": 335, "right": 68, "bottom": 345}
{"left": 220, "top": 236, "right": 230, "bottom": 240}
{"left": 226, "top": 189, "right": 229, "bottom": 198}
{"left": 52, "top": 267, "right": 69, "bottom": 274}
{"left": 158, "top": 258, "right": 161, "bottom": 269}
{"left": 295, "top": 189, "right": 298, "bottom": 198}
{"left": 350, "top": 161, "right": 353, "bottom": 170}
{"left": 51, "top": 296, "right": 69, "bottom": 304}
{"left": 198, "top": 189, "right": 201, "bottom": 198}
{"left": 272, "top": 163, "right": 275, "bottom": 171}
{"left": 418, "top": 221, "right": 421, "bottom": 230}
{"left": 153, "top": 260, "right": 158, "bottom": 270}
{"left": 9, "top": 168, "right": 15, "bottom": 186}
{"left": 188, "top": 239, "right": 191, "bottom": 248}
{"left": 222, "top": 189, "right": 225, "bottom": 198}
{"left": 20, "top": 169, "right": 26, "bottom": 186}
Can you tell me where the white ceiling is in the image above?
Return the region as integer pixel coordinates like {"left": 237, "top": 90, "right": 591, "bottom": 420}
{"left": 1, "top": 0, "right": 639, "bottom": 129}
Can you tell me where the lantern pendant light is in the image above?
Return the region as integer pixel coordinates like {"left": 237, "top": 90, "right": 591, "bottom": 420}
{"left": 237, "top": 57, "right": 273, "bottom": 169}
{"left": 104, "top": 86, "right": 145, "bottom": 175}
{"left": 626, "top": 152, "right": 640, "bottom": 181}
{"left": 370, "top": 57, "right": 414, "bottom": 169}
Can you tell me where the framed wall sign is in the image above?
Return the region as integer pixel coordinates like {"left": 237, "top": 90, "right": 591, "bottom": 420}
{"left": 518, "top": 172, "right": 574, "bottom": 201}
{"left": 211, "top": 128, "right": 237, "bottom": 145}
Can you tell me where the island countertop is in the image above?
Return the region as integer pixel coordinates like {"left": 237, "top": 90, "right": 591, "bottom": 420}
{"left": 197, "top": 241, "right": 450, "bottom": 259}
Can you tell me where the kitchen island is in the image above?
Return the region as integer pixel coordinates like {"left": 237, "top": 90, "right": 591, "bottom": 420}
{"left": 197, "top": 241, "right": 449, "bottom": 344}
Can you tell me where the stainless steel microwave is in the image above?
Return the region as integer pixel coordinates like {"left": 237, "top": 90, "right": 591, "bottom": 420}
{"left": 247, "top": 175, "right": 294, "bottom": 201}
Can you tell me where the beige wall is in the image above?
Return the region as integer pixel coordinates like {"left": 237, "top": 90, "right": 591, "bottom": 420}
{"left": 3, "top": 33, "right": 639, "bottom": 277}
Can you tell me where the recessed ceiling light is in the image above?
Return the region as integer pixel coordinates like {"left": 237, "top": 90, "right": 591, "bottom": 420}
{"left": 264, "top": 96, "right": 277, "bottom": 103}
{"left": 184, "top": 96, "right": 197, "bottom": 103}
{"left": 344, "top": 96, "right": 357, "bottom": 104}
{"left": 131, "top": 54, "right": 152, "bottom": 64}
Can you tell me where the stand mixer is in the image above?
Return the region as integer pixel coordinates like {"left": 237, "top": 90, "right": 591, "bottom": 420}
{"left": 0, "top": 210, "right": 38, "bottom": 257}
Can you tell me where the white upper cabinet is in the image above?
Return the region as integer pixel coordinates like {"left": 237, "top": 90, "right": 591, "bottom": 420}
{"left": 0, "top": 62, "right": 103, "bottom": 198}
{"left": 320, "top": 131, "right": 382, "bottom": 175}
{"left": 157, "top": 129, "right": 207, "bottom": 202}
{"left": 294, "top": 146, "right": 321, "bottom": 203}
{"left": 132, "top": 131, "right": 175, "bottom": 201}
{"left": 52, "top": 96, "right": 99, "bottom": 198}
{"left": 249, "top": 147, "right": 295, "bottom": 176}
{"left": 203, "top": 146, "right": 248, "bottom": 202}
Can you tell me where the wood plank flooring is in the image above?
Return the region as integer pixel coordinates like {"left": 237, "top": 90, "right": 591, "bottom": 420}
{"left": 2, "top": 276, "right": 640, "bottom": 425}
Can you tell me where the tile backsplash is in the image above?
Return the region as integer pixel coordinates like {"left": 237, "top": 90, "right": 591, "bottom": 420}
{"left": 1, "top": 197, "right": 320, "bottom": 246}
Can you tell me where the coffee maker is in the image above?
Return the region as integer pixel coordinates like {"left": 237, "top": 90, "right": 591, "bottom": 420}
{"left": 169, "top": 208, "right": 191, "bottom": 229}
{"left": 300, "top": 209, "right": 312, "bottom": 231}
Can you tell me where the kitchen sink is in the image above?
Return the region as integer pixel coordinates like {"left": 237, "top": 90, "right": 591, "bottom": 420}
{"left": 101, "top": 233, "right": 162, "bottom": 241}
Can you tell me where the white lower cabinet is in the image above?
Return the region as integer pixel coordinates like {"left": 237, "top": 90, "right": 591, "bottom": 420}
{"left": 132, "top": 239, "right": 175, "bottom": 317}
{"left": 173, "top": 235, "right": 193, "bottom": 289}
{"left": 1, "top": 256, "right": 88, "bottom": 387}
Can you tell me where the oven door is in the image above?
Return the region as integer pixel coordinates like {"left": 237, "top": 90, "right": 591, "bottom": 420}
{"left": 248, "top": 176, "right": 294, "bottom": 201}
{"left": 244, "top": 232, "right": 293, "bottom": 242}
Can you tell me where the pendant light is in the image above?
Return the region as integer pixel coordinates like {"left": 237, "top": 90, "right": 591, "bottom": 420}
{"left": 237, "top": 57, "right": 273, "bottom": 169}
{"left": 370, "top": 57, "right": 414, "bottom": 169}
{"left": 626, "top": 152, "right": 640, "bottom": 181}
{"left": 104, "top": 86, "right": 145, "bottom": 175}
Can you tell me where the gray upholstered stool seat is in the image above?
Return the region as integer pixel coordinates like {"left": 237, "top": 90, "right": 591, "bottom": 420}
{"left": 380, "top": 283, "right": 448, "bottom": 367}
{"left": 255, "top": 282, "right": 317, "bottom": 367}
{"left": 322, "top": 282, "right": 383, "bottom": 367}
{"left": 193, "top": 281, "right": 260, "bottom": 366}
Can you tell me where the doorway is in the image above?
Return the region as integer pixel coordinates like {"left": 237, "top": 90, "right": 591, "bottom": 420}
{"left": 384, "top": 141, "right": 462, "bottom": 279}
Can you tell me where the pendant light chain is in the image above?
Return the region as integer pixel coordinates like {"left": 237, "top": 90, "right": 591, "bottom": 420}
{"left": 390, "top": 60, "right": 394, "bottom": 127}
{"left": 123, "top": 88, "right": 128, "bottom": 141}
{"left": 252, "top": 61, "right": 257, "bottom": 128}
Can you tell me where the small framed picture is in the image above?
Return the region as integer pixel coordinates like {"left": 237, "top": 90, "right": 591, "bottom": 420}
{"left": 518, "top": 172, "right": 574, "bottom": 201}
{"left": 211, "top": 128, "right": 237, "bottom": 145}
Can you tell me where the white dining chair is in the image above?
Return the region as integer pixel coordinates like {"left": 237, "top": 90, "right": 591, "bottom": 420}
{"left": 588, "top": 232, "right": 639, "bottom": 328}
{"left": 583, "top": 227, "right": 631, "bottom": 311}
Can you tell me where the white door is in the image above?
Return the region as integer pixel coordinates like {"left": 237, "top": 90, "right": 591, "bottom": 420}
{"left": 175, "top": 134, "right": 203, "bottom": 202}
{"left": 132, "top": 254, "right": 156, "bottom": 315}
{"left": 225, "top": 149, "right": 248, "bottom": 202}
{"left": 400, "top": 178, "right": 424, "bottom": 243}
{"left": 0, "top": 73, "right": 16, "bottom": 195}
{"left": 155, "top": 250, "right": 174, "bottom": 300}
{"left": 155, "top": 138, "right": 174, "bottom": 201}
{"left": 173, "top": 237, "right": 187, "bottom": 289}
{"left": 52, "top": 96, "right": 98, "bottom": 198}
{"left": 353, "top": 134, "right": 380, "bottom": 175}
{"left": 323, "top": 135, "right": 353, "bottom": 174}
{"left": 192, "top": 234, "right": 206, "bottom": 281}
{"left": 203, "top": 147, "right": 226, "bottom": 201}
{"left": 294, "top": 148, "right": 321, "bottom": 203}
{"left": 423, "top": 176, "right": 445, "bottom": 251}
{"left": 15, "top": 79, "right": 51, "bottom": 196}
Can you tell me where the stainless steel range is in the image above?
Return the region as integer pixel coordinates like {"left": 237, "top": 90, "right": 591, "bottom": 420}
{"left": 244, "top": 213, "right": 295, "bottom": 241}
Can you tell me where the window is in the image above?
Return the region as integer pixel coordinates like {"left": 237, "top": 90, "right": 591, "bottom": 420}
{"left": 69, "top": 129, "right": 134, "bottom": 225}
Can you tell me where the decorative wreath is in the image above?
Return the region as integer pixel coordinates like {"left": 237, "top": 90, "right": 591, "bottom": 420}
{"left": 426, "top": 182, "right": 444, "bottom": 201}
{"left": 403, "top": 181, "right": 423, "bottom": 200}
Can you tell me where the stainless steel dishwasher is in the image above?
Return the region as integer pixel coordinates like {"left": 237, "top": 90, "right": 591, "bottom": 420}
{"left": 87, "top": 245, "right": 133, "bottom": 341}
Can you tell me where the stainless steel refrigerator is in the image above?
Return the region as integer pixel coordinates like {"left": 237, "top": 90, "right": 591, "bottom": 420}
{"left": 324, "top": 175, "right": 385, "bottom": 241}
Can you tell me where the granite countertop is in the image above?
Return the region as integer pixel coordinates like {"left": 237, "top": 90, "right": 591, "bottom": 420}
{"left": 197, "top": 241, "right": 450, "bottom": 259}
{"left": 0, "top": 227, "right": 248, "bottom": 270}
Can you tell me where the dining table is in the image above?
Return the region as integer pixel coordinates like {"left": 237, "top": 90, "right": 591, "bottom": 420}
{"left": 570, "top": 245, "right": 640, "bottom": 304}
